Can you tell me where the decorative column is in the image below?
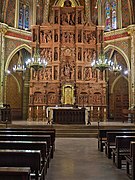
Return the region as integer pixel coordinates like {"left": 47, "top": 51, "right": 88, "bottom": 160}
{"left": 14, "top": 0, "right": 19, "bottom": 28}
{"left": 127, "top": 25, "right": 135, "bottom": 108}
{"left": 0, "top": 23, "right": 8, "bottom": 108}
{"left": 117, "top": 0, "right": 122, "bottom": 29}
{"left": 43, "top": 0, "right": 50, "bottom": 24}
{"left": 97, "top": 0, "right": 102, "bottom": 26}
{"left": 32, "top": 0, "right": 37, "bottom": 25}
{"left": 85, "top": 0, "right": 91, "bottom": 23}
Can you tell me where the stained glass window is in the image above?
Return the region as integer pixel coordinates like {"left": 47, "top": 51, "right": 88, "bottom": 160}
{"left": 111, "top": 0, "right": 117, "bottom": 30}
{"left": 105, "top": 0, "right": 117, "bottom": 31}
{"left": 105, "top": 1, "right": 111, "bottom": 31}
{"left": 18, "top": 3, "right": 30, "bottom": 30}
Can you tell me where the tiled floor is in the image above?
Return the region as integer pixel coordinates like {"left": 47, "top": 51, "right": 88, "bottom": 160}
{"left": 46, "top": 138, "right": 129, "bottom": 180}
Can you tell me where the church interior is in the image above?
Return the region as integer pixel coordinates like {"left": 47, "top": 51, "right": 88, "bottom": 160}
{"left": 0, "top": 0, "right": 134, "bottom": 122}
{"left": 0, "top": 0, "right": 135, "bottom": 179}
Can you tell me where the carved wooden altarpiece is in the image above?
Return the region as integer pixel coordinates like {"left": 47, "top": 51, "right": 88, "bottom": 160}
{"left": 28, "top": 4, "right": 106, "bottom": 121}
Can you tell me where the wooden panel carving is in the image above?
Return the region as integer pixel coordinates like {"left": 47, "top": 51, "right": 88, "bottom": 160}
{"left": 28, "top": 2, "right": 106, "bottom": 121}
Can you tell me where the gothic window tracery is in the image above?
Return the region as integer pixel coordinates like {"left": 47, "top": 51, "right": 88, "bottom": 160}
{"left": 18, "top": 2, "right": 30, "bottom": 30}
{"left": 105, "top": 0, "right": 117, "bottom": 31}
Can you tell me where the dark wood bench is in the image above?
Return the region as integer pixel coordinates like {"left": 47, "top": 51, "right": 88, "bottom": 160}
{"left": 105, "top": 132, "right": 135, "bottom": 159}
{"left": 125, "top": 141, "right": 135, "bottom": 180}
{"left": 98, "top": 129, "right": 135, "bottom": 152}
{"left": 0, "top": 134, "right": 52, "bottom": 164}
{"left": 0, "top": 167, "right": 31, "bottom": 180}
{"left": 0, "top": 149, "right": 43, "bottom": 180}
{"left": 0, "top": 130, "right": 55, "bottom": 158}
{"left": 0, "top": 127, "right": 55, "bottom": 146}
{"left": 0, "top": 140, "right": 48, "bottom": 175}
{"left": 112, "top": 136, "right": 135, "bottom": 169}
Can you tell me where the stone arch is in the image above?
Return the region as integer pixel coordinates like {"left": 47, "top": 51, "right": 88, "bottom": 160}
{"left": 54, "top": 0, "right": 80, "bottom": 7}
{"left": 111, "top": 75, "right": 129, "bottom": 94}
{"left": 4, "top": 44, "right": 31, "bottom": 94}
{"left": 5, "top": 44, "right": 31, "bottom": 72}
{"left": 104, "top": 44, "right": 130, "bottom": 70}
{"left": 4, "top": 44, "right": 31, "bottom": 120}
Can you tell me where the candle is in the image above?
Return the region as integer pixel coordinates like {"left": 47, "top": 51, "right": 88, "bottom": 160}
{"left": 29, "top": 107, "right": 31, "bottom": 111}
{"left": 37, "top": 106, "right": 38, "bottom": 110}
{"left": 43, "top": 106, "right": 45, "bottom": 110}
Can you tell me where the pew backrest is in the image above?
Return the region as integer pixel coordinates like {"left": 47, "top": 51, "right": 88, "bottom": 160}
{"left": 0, "top": 167, "right": 31, "bottom": 180}
{"left": 115, "top": 136, "right": 135, "bottom": 151}
{"left": 0, "top": 140, "right": 47, "bottom": 162}
{"left": 107, "top": 132, "right": 135, "bottom": 145}
{"left": 0, "top": 149, "right": 41, "bottom": 172}
{"left": 0, "top": 130, "right": 55, "bottom": 145}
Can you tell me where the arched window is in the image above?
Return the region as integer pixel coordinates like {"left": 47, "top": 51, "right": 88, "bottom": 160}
{"left": 18, "top": 2, "right": 30, "bottom": 30}
{"left": 105, "top": 0, "right": 117, "bottom": 31}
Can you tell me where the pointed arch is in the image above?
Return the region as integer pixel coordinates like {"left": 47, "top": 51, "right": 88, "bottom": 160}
{"left": 5, "top": 73, "right": 21, "bottom": 93}
{"left": 5, "top": 44, "right": 31, "bottom": 72}
{"left": 54, "top": 0, "right": 80, "bottom": 7}
{"left": 111, "top": 74, "right": 129, "bottom": 94}
{"left": 104, "top": 44, "right": 130, "bottom": 70}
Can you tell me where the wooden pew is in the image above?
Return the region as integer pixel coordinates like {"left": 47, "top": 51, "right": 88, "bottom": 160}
{"left": 112, "top": 136, "right": 135, "bottom": 169}
{"left": 0, "top": 130, "right": 55, "bottom": 158}
{"left": 105, "top": 132, "right": 135, "bottom": 159}
{"left": 0, "top": 134, "right": 52, "bottom": 164}
{"left": 0, "top": 127, "right": 56, "bottom": 146}
{"left": 0, "top": 140, "right": 48, "bottom": 175}
{"left": 125, "top": 142, "right": 135, "bottom": 180}
{"left": 0, "top": 149, "right": 43, "bottom": 180}
{"left": 0, "top": 167, "right": 31, "bottom": 180}
{"left": 0, "top": 127, "right": 55, "bottom": 147}
{"left": 98, "top": 129, "right": 135, "bottom": 152}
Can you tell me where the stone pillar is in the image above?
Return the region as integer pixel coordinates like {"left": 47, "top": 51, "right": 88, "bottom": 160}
{"left": 0, "top": 23, "right": 8, "bottom": 107}
{"left": 127, "top": 25, "right": 135, "bottom": 108}
{"left": 117, "top": 0, "right": 122, "bottom": 29}
{"left": 14, "top": 0, "right": 19, "bottom": 28}
{"left": 97, "top": 0, "right": 102, "bottom": 26}
{"left": 33, "top": 0, "right": 37, "bottom": 25}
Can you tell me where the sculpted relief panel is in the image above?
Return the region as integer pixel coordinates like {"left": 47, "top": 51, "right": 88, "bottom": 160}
{"left": 29, "top": 4, "right": 105, "bottom": 117}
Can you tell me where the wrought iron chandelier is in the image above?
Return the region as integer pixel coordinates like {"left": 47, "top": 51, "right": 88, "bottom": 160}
{"left": 25, "top": 44, "right": 48, "bottom": 71}
{"left": 110, "top": 52, "right": 122, "bottom": 73}
{"left": 91, "top": 30, "right": 122, "bottom": 73}
{"left": 91, "top": 52, "right": 111, "bottom": 72}
{"left": 13, "top": 51, "right": 26, "bottom": 73}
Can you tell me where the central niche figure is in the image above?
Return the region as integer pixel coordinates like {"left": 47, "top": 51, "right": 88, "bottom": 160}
{"left": 64, "top": 0, "right": 72, "bottom": 7}
{"left": 64, "top": 63, "right": 71, "bottom": 77}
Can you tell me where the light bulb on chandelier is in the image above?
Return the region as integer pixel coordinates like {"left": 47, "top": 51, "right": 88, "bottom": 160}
{"left": 13, "top": 51, "right": 26, "bottom": 73}
{"left": 25, "top": 43, "right": 48, "bottom": 71}
{"left": 91, "top": 29, "right": 122, "bottom": 73}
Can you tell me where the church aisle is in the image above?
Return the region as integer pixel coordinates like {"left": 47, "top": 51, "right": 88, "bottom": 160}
{"left": 46, "top": 138, "right": 129, "bottom": 180}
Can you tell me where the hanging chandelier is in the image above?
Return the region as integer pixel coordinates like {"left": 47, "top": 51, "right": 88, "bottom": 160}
{"left": 91, "top": 29, "right": 112, "bottom": 72}
{"left": 13, "top": 51, "right": 26, "bottom": 73}
{"left": 91, "top": 53, "right": 111, "bottom": 72}
{"left": 91, "top": 29, "right": 122, "bottom": 73}
{"left": 91, "top": 51, "right": 122, "bottom": 73}
{"left": 110, "top": 53, "right": 122, "bottom": 73}
{"left": 25, "top": 43, "right": 48, "bottom": 71}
